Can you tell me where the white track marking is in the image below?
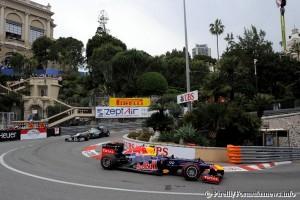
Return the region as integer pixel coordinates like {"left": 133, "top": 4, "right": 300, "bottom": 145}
{"left": 274, "top": 161, "right": 292, "bottom": 166}
{"left": 223, "top": 166, "right": 247, "bottom": 172}
{"left": 0, "top": 147, "right": 206, "bottom": 196}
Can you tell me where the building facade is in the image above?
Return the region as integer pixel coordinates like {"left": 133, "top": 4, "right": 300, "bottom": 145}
{"left": 23, "top": 77, "right": 61, "bottom": 120}
{"left": 287, "top": 27, "right": 300, "bottom": 61}
{"left": 0, "top": 0, "right": 55, "bottom": 65}
{"left": 192, "top": 44, "right": 211, "bottom": 58}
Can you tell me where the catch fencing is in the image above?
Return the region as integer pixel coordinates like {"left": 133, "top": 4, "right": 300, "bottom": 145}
{"left": 227, "top": 145, "right": 300, "bottom": 164}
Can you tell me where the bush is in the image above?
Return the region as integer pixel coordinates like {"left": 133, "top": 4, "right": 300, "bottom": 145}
{"left": 158, "top": 131, "right": 177, "bottom": 143}
{"left": 145, "top": 112, "right": 174, "bottom": 132}
{"left": 127, "top": 131, "right": 141, "bottom": 139}
{"left": 174, "top": 124, "right": 209, "bottom": 146}
{"left": 137, "top": 72, "right": 168, "bottom": 96}
{"left": 137, "top": 131, "right": 153, "bottom": 142}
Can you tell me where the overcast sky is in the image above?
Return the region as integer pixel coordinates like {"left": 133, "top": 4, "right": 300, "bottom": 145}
{"left": 36, "top": 0, "right": 300, "bottom": 58}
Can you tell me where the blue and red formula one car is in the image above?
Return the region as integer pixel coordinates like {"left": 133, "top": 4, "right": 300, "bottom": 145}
{"left": 100, "top": 143, "right": 224, "bottom": 184}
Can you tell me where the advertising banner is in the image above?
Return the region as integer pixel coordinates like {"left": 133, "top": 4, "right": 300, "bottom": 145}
{"left": 109, "top": 98, "right": 151, "bottom": 107}
{"left": 95, "top": 107, "right": 151, "bottom": 118}
{"left": 0, "top": 129, "right": 20, "bottom": 142}
{"left": 20, "top": 128, "right": 47, "bottom": 140}
{"left": 177, "top": 90, "right": 198, "bottom": 104}
{"left": 123, "top": 138, "right": 196, "bottom": 159}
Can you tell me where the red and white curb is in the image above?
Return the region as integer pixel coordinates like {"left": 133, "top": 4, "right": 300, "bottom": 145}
{"left": 224, "top": 161, "right": 292, "bottom": 172}
{"left": 81, "top": 142, "right": 109, "bottom": 160}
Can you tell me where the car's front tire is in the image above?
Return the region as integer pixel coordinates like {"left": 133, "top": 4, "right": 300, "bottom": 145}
{"left": 182, "top": 164, "right": 201, "bottom": 181}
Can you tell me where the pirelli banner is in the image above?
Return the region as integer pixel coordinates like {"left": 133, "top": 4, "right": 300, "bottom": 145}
{"left": 109, "top": 98, "right": 151, "bottom": 107}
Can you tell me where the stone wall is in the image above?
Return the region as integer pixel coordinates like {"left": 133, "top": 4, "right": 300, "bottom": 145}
{"left": 263, "top": 113, "right": 300, "bottom": 147}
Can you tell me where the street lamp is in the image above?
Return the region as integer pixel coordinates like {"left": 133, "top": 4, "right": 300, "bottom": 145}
{"left": 183, "top": 0, "right": 191, "bottom": 112}
{"left": 254, "top": 59, "right": 258, "bottom": 93}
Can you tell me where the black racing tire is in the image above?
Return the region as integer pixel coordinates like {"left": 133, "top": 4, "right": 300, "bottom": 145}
{"left": 101, "top": 155, "right": 117, "bottom": 170}
{"left": 182, "top": 164, "right": 201, "bottom": 181}
{"left": 84, "top": 137, "right": 89, "bottom": 141}
{"left": 218, "top": 170, "right": 224, "bottom": 177}
{"left": 105, "top": 131, "right": 110, "bottom": 137}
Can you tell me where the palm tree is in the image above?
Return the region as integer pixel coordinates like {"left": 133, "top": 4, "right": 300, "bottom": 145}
{"left": 209, "top": 19, "right": 225, "bottom": 60}
{"left": 290, "top": 41, "right": 300, "bottom": 61}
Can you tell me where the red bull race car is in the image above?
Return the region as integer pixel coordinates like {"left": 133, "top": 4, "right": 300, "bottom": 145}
{"left": 100, "top": 143, "right": 224, "bottom": 184}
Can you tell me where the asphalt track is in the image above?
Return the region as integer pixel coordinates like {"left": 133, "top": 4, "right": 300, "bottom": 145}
{"left": 0, "top": 131, "right": 299, "bottom": 200}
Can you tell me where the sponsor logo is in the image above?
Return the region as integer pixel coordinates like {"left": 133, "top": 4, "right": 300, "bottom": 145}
{"left": 0, "top": 131, "right": 17, "bottom": 139}
{"left": 136, "top": 160, "right": 158, "bottom": 171}
{"left": 27, "top": 129, "right": 40, "bottom": 136}
{"left": 109, "top": 98, "right": 151, "bottom": 107}
{"left": 96, "top": 107, "right": 150, "bottom": 118}
{"left": 102, "top": 148, "right": 115, "bottom": 154}
{"left": 177, "top": 90, "right": 199, "bottom": 104}
{"left": 124, "top": 142, "right": 169, "bottom": 156}
{"left": 103, "top": 108, "right": 139, "bottom": 116}
{"left": 201, "top": 175, "right": 220, "bottom": 183}
{"left": 20, "top": 128, "right": 47, "bottom": 140}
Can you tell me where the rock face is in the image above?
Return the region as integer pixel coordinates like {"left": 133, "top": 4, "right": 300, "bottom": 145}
{"left": 263, "top": 114, "right": 300, "bottom": 147}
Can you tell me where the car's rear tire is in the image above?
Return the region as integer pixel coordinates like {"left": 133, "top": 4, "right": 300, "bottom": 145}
{"left": 101, "top": 155, "right": 117, "bottom": 170}
{"left": 105, "top": 131, "right": 110, "bottom": 137}
{"left": 182, "top": 164, "right": 201, "bottom": 181}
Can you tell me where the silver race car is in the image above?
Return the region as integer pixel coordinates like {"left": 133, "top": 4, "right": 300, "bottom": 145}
{"left": 65, "top": 126, "right": 110, "bottom": 142}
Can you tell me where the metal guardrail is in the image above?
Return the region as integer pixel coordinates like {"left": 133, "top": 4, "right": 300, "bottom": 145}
{"left": 227, "top": 145, "right": 300, "bottom": 164}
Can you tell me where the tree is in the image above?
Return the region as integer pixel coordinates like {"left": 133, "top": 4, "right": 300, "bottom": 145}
{"left": 224, "top": 32, "right": 235, "bottom": 52}
{"left": 251, "top": 93, "right": 274, "bottom": 118}
{"left": 111, "top": 49, "right": 152, "bottom": 96}
{"left": 220, "top": 26, "right": 274, "bottom": 99}
{"left": 86, "top": 33, "right": 126, "bottom": 62}
{"left": 136, "top": 72, "right": 168, "bottom": 96}
{"left": 0, "top": 93, "right": 22, "bottom": 112}
{"left": 190, "top": 57, "right": 211, "bottom": 90}
{"left": 58, "top": 72, "right": 89, "bottom": 106}
{"left": 162, "top": 49, "right": 187, "bottom": 90}
{"left": 88, "top": 44, "right": 123, "bottom": 93}
{"left": 32, "top": 36, "right": 55, "bottom": 68}
{"left": 185, "top": 102, "right": 261, "bottom": 146}
{"left": 24, "top": 57, "right": 38, "bottom": 77}
{"left": 54, "top": 37, "right": 84, "bottom": 71}
{"left": 209, "top": 19, "right": 225, "bottom": 60}
{"left": 145, "top": 95, "right": 175, "bottom": 132}
{"left": 9, "top": 53, "right": 25, "bottom": 75}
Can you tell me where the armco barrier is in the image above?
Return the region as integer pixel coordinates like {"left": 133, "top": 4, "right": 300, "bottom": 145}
{"left": 227, "top": 145, "right": 300, "bottom": 164}
{"left": 123, "top": 135, "right": 228, "bottom": 162}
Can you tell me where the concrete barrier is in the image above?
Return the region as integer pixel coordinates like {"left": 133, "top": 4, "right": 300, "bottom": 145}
{"left": 123, "top": 134, "right": 228, "bottom": 162}
{"left": 195, "top": 147, "right": 228, "bottom": 162}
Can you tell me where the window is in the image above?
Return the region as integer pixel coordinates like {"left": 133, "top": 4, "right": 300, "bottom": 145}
{"left": 6, "top": 20, "right": 22, "bottom": 40}
{"left": 40, "top": 86, "right": 48, "bottom": 96}
{"left": 30, "top": 27, "right": 44, "bottom": 43}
